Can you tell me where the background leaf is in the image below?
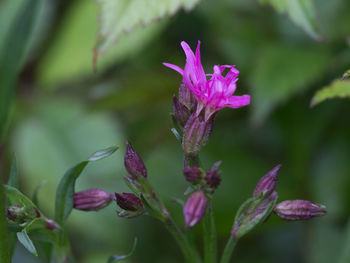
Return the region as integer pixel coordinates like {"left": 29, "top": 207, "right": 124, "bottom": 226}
{"left": 94, "top": 0, "right": 201, "bottom": 59}
{"left": 0, "top": 0, "right": 43, "bottom": 140}
{"left": 107, "top": 238, "right": 137, "bottom": 263}
{"left": 7, "top": 155, "right": 18, "bottom": 188}
{"left": 259, "top": 0, "right": 321, "bottom": 40}
{"left": 310, "top": 79, "right": 350, "bottom": 107}
{"left": 54, "top": 146, "right": 118, "bottom": 224}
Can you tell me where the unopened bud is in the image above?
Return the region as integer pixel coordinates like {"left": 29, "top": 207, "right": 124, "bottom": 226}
{"left": 205, "top": 161, "right": 222, "bottom": 188}
{"left": 115, "top": 193, "right": 143, "bottom": 211}
{"left": 7, "top": 205, "right": 40, "bottom": 224}
{"left": 74, "top": 189, "right": 113, "bottom": 211}
{"left": 179, "top": 82, "right": 195, "bottom": 111}
{"left": 173, "top": 95, "right": 191, "bottom": 127}
{"left": 45, "top": 219, "right": 59, "bottom": 230}
{"left": 183, "top": 190, "right": 208, "bottom": 228}
{"left": 253, "top": 164, "right": 281, "bottom": 198}
{"left": 182, "top": 113, "right": 214, "bottom": 156}
{"left": 274, "top": 200, "right": 327, "bottom": 221}
{"left": 124, "top": 141, "right": 147, "bottom": 179}
{"left": 183, "top": 166, "right": 202, "bottom": 183}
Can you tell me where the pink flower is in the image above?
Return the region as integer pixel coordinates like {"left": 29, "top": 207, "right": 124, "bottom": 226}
{"left": 163, "top": 41, "right": 250, "bottom": 120}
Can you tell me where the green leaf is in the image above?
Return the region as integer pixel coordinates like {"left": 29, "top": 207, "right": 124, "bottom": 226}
{"left": 7, "top": 154, "right": 18, "bottom": 188}
{"left": 0, "top": 0, "right": 42, "bottom": 140}
{"left": 55, "top": 146, "right": 118, "bottom": 224}
{"left": 250, "top": 45, "right": 329, "bottom": 125}
{"left": 259, "top": 0, "right": 321, "bottom": 40}
{"left": 310, "top": 79, "right": 350, "bottom": 107}
{"left": 94, "top": 0, "right": 200, "bottom": 60}
{"left": 17, "top": 229, "right": 38, "bottom": 256}
{"left": 4, "top": 185, "right": 37, "bottom": 209}
{"left": 107, "top": 238, "right": 137, "bottom": 263}
{"left": 32, "top": 180, "right": 47, "bottom": 208}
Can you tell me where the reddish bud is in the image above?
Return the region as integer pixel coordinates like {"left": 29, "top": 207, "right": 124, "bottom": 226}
{"left": 183, "top": 190, "right": 208, "bottom": 228}
{"left": 124, "top": 141, "right": 147, "bottom": 179}
{"left": 253, "top": 164, "right": 280, "bottom": 198}
{"left": 182, "top": 113, "right": 214, "bottom": 156}
{"left": 173, "top": 95, "right": 191, "bottom": 127}
{"left": 7, "top": 205, "right": 40, "bottom": 224}
{"left": 205, "top": 161, "right": 222, "bottom": 188}
{"left": 183, "top": 166, "right": 202, "bottom": 183}
{"left": 178, "top": 82, "right": 195, "bottom": 111}
{"left": 115, "top": 193, "right": 143, "bottom": 211}
{"left": 274, "top": 200, "right": 327, "bottom": 221}
{"left": 74, "top": 189, "right": 113, "bottom": 211}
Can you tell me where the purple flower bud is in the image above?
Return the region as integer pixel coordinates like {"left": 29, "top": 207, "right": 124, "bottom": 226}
{"left": 45, "top": 219, "right": 59, "bottom": 230}
{"left": 205, "top": 161, "right": 222, "bottom": 188}
{"left": 173, "top": 95, "right": 191, "bottom": 127}
{"left": 7, "top": 205, "right": 40, "bottom": 224}
{"left": 124, "top": 141, "right": 147, "bottom": 179}
{"left": 178, "top": 82, "right": 195, "bottom": 111}
{"left": 183, "top": 190, "right": 208, "bottom": 228}
{"left": 274, "top": 200, "right": 327, "bottom": 221}
{"left": 115, "top": 193, "right": 143, "bottom": 211}
{"left": 253, "top": 164, "right": 281, "bottom": 198}
{"left": 182, "top": 113, "right": 214, "bottom": 156}
{"left": 183, "top": 166, "right": 202, "bottom": 183}
{"left": 73, "top": 189, "right": 113, "bottom": 211}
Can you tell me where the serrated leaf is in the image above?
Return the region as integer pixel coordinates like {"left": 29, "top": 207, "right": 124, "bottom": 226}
{"left": 250, "top": 45, "right": 329, "bottom": 125}
{"left": 17, "top": 229, "right": 38, "bottom": 256}
{"left": 107, "top": 238, "right": 137, "bottom": 263}
{"left": 259, "top": 0, "right": 321, "bottom": 40}
{"left": 310, "top": 79, "right": 350, "bottom": 107}
{"left": 55, "top": 146, "right": 118, "bottom": 224}
{"left": 94, "top": 0, "right": 201, "bottom": 59}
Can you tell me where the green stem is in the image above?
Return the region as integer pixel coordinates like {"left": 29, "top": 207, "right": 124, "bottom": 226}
{"left": 0, "top": 184, "right": 10, "bottom": 263}
{"left": 338, "top": 218, "right": 350, "bottom": 263}
{"left": 220, "top": 235, "right": 238, "bottom": 263}
{"left": 165, "top": 218, "right": 202, "bottom": 263}
{"left": 203, "top": 202, "right": 217, "bottom": 263}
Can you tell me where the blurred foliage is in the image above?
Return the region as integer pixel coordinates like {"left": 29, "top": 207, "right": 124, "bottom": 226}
{"left": 1, "top": 0, "right": 350, "bottom": 262}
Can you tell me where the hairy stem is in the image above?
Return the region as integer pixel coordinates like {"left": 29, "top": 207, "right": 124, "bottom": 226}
{"left": 203, "top": 202, "right": 217, "bottom": 263}
{"left": 220, "top": 235, "right": 238, "bottom": 263}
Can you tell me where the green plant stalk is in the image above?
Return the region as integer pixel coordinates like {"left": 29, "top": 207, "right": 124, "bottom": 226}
{"left": 338, "top": 217, "right": 350, "bottom": 263}
{"left": 0, "top": 184, "right": 10, "bottom": 263}
{"left": 165, "top": 217, "right": 202, "bottom": 263}
{"left": 203, "top": 202, "right": 217, "bottom": 263}
{"left": 219, "top": 235, "right": 238, "bottom": 263}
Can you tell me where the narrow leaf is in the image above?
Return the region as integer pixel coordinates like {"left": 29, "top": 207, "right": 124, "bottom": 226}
{"left": 7, "top": 154, "right": 18, "bottom": 188}
{"left": 107, "top": 238, "right": 137, "bottom": 263}
{"left": 0, "top": 0, "right": 42, "bottom": 140}
{"left": 17, "top": 229, "right": 38, "bottom": 256}
{"left": 32, "top": 180, "right": 47, "bottom": 208}
{"left": 55, "top": 146, "right": 118, "bottom": 224}
{"left": 310, "top": 79, "right": 350, "bottom": 107}
{"left": 259, "top": 0, "right": 321, "bottom": 40}
{"left": 4, "top": 185, "right": 37, "bottom": 208}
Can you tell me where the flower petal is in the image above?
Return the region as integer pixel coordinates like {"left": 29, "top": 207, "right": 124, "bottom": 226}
{"left": 226, "top": 95, "right": 250, "bottom": 108}
{"left": 163, "top": 62, "right": 184, "bottom": 75}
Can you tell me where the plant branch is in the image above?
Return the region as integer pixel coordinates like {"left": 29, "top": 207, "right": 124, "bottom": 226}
{"left": 203, "top": 202, "right": 217, "bottom": 263}
{"left": 219, "top": 235, "right": 238, "bottom": 263}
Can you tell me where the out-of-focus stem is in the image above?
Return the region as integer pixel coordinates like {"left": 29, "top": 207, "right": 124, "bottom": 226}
{"left": 165, "top": 217, "right": 202, "bottom": 263}
{"left": 338, "top": 218, "right": 350, "bottom": 263}
{"left": 0, "top": 184, "right": 10, "bottom": 263}
{"left": 203, "top": 202, "right": 217, "bottom": 263}
{"left": 220, "top": 235, "right": 238, "bottom": 263}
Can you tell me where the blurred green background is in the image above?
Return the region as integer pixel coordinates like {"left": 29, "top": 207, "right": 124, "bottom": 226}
{"left": 1, "top": 0, "right": 350, "bottom": 262}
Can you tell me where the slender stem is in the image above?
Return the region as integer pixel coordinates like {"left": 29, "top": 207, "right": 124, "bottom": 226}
{"left": 338, "top": 218, "right": 350, "bottom": 263}
{"left": 220, "top": 235, "right": 238, "bottom": 263}
{"left": 184, "top": 154, "right": 201, "bottom": 167}
{"left": 0, "top": 184, "right": 10, "bottom": 263}
{"left": 203, "top": 202, "right": 217, "bottom": 263}
{"left": 165, "top": 218, "right": 202, "bottom": 263}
